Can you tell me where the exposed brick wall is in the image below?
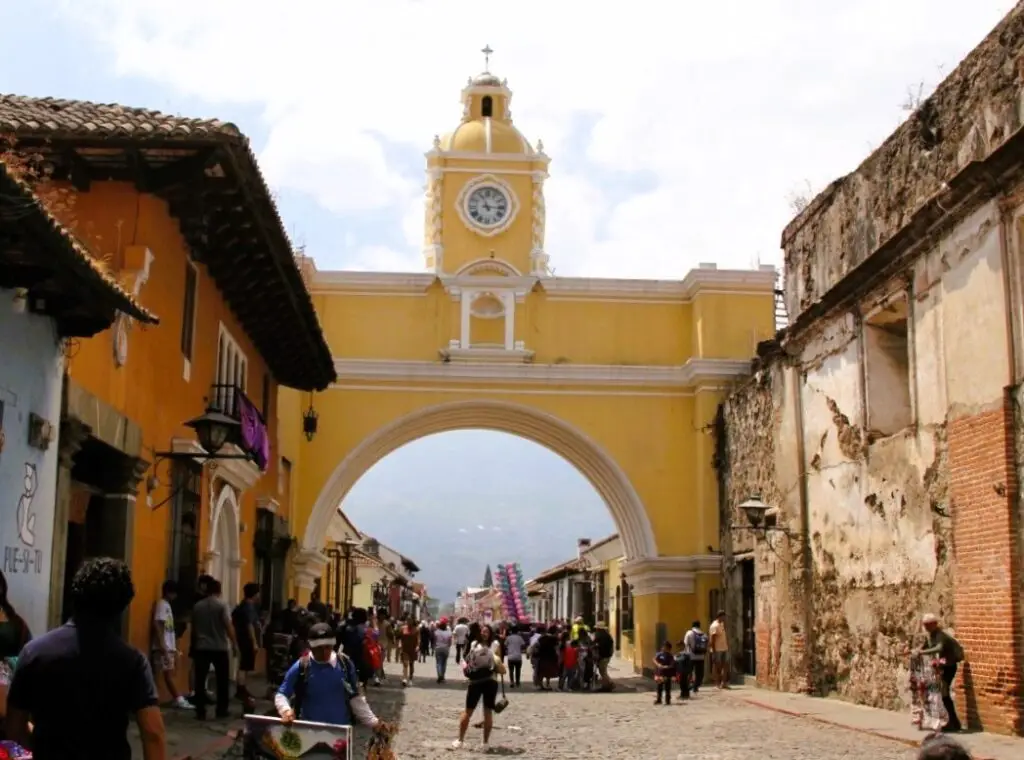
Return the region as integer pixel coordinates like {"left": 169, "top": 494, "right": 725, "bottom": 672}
{"left": 948, "top": 392, "right": 1024, "bottom": 734}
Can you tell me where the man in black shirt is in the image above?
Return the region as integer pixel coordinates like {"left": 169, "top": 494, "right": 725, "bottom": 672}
{"left": 7, "top": 557, "right": 165, "bottom": 760}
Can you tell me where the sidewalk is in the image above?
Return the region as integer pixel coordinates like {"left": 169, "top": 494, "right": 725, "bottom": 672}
{"left": 127, "top": 678, "right": 273, "bottom": 760}
{"left": 727, "top": 685, "right": 1024, "bottom": 760}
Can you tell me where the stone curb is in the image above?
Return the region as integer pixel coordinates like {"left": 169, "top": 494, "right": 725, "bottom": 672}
{"left": 738, "top": 696, "right": 997, "bottom": 760}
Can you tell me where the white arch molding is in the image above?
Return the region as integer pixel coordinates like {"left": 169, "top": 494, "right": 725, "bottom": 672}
{"left": 302, "top": 399, "right": 658, "bottom": 561}
{"left": 206, "top": 481, "right": 243, "bottom": 607}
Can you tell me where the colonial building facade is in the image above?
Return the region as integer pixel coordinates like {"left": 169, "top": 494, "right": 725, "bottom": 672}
{"left": 280, "top": 60, "right": 774, "bottom": 670}
{"left": 0, "top": 95, "right": 336, "bottom": 696}
{"left": 717, "top": 6, "right": 1024, "bottom": 736}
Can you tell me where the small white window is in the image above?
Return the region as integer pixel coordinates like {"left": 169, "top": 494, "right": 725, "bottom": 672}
{"left": 863, "top": 295, "right": 913, "bottom": 437}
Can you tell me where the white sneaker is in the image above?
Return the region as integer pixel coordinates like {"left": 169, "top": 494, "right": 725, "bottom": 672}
{"left": 174, "top": 696, "right": 194, "bottom": 709}
{"left": 401, "top": 679, "right": 407, "bottom": 687}
{"left": 450, "top": 740, "right": 463, "bottom": 750}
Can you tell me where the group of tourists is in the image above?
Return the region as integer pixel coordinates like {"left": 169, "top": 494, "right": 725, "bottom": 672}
{"left": 0, "top": 553, "right": 980, "bottom": 759}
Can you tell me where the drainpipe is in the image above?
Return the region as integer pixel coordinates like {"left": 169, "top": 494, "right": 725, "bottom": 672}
{"left": 792, "top": 365, "right": 815, "bottom": 694}
{"left": 998, "top": 199, "right": 1021, "bottom": 385}
{"left": 997, "top": 196, "right": 1024, "bottom": 697}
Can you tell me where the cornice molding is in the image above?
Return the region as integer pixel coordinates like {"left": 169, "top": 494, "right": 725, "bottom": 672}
{"left": 332, "top": 357, "right": 752, "bottom": 388}
{"left": 310, "top": 271, "right": 436, "bottom": 296}
{"left": 541, "top": 266, "right": 777, "bottom": 302}
{"left": 425, "top": 150, "right": 550, "bottom": 166}
{"left": 291, "top": 547, "right": 328, "bottom": 590}
{"left": 308, "top": 267, "right": 776, "bottom": 301}
{"left": 621, "top": 555, "right": 723, "bottom": 596}
{"left": 440, "top": 273, "right": 537, "bottom": 301}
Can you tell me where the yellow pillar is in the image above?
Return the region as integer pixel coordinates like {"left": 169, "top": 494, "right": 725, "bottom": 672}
{"left": 623, "top": 557, "right": 713, "bottom": 673}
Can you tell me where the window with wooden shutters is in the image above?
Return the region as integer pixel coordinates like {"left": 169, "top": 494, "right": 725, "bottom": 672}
{"left": 167, "top": 460, "right": 202, "bottom": 615}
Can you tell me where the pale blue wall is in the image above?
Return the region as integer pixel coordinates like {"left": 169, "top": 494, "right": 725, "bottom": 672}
{"left": 0, "top": 289, "right": 64, "bottom": 636}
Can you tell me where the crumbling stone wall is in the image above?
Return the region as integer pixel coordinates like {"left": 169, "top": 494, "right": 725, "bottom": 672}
{"left": 718, "top": 350, "right": 808, "bottom": 693}
{"left": 782, "top": 3, "right": 1024, "bottom": 319}
{"left": 718, "top": 324, "right": 955, "bottom": 710}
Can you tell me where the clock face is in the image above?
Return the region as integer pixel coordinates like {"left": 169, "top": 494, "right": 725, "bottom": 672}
{"left": 466, "top": 186, "right": 510, "bottom": 227}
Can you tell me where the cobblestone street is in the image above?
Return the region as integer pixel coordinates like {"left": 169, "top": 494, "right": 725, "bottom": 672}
{"left": 148, "top": 658, "right": 1024, "bottom": 759}
{"left": 349, "top": 660, "right": 921, "bottom": 760}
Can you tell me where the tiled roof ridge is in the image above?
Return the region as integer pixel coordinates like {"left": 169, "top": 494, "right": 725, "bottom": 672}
{"left": 0, "top": 93, "right": 242, "bottom": 139}
{"left": 0, "top": 159, "right": 157, "bottom": 322}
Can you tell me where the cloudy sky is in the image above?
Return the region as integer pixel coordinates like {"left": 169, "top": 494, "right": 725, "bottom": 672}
{"left": 3, "top": 0, "right": 1014, "bottom": 598}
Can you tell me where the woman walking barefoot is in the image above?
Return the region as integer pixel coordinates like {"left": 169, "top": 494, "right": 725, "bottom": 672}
{"left": 452, "top": 625, "right": 505, "bottom": 751}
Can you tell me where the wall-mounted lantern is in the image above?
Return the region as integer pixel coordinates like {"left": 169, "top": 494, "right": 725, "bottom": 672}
{"left": 303, "top": 394, "right": 319, "bottom": 442}
{"left": 148, "top": 405, "right": 255, "bottom": 510}
{"left": 732, "top": 495, "right": 800, "bottom": 539}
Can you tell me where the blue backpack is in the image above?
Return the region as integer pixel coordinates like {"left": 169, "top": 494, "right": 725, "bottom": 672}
{"left": 292, "top": 652, "right": 357, "bottom": 719}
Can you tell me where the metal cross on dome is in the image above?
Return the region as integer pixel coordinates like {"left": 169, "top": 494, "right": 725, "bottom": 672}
{"left": 482, "top": 44, "right": 494, "bottom": 71}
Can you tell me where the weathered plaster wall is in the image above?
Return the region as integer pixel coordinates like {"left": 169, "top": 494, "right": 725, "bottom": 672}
{"left": 0, "top": 295, "right": 64, "bottom": 636}
{"left": 722, "top": 198, "right": 1014, "bottom": 713}
{"left": 782, "top": 4, "right": 1024, "bottom": 319}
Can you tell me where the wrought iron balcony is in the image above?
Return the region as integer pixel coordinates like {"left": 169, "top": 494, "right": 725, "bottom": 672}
{"left": 208, "top": 383, "right": 270, "bottom": 470}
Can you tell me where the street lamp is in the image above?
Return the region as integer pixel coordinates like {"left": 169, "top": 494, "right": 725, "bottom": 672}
{"left": 339, "top": 538, "right": 360, "bottom": 612}
{"left": 738, "top": 496, "right": 770, "bottom": 529}
{"left": 732, "top": 495, "right": 797, "bottom": 537}
{"left": 148, "top": 405, "right": 257, "bottom": 510}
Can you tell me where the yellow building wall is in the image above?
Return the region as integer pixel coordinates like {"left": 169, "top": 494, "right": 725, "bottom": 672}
{"left": 692, "top": 292, "right": 774, "bottom": 359}
{"left": 289, "top": 278, "right": 774, "bottom": 665}
{"left": 62, "top": 181, "right": 281, "bottom": 694}
{"left": 295, "top": 385, "right": 699, "bottom": 556}
{"left": 525, "top": 295, "right": 693, "bottom": 365}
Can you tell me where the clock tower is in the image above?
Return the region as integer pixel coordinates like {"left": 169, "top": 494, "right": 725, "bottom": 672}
{"left": 422, "top": 50, "right": 550, "bottom": 280}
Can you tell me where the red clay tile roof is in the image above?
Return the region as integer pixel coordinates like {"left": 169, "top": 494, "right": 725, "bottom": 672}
{"left": 0, "top": 94, "right": 335, "bottom": 391}
{"left": 529, "top": 557, "right": 586, "bottom": 585}
{"left": 0, "top": 96, "right": 242, "bottom": 140}
{"left": 0, "top": 160, "right": 158, "bottom": 328}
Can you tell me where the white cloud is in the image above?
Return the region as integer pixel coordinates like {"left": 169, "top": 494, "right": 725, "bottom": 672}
{"left": 55, "top": 0, "right": 1015, "bottom": 277}
{"left": 476, "top": 525, "right": 485, "bottom": 531}
{"left": 347, "top": 245, "right": 420, "bottom": 273}
{"left": 457, "top": 528, "right": 468, "bottom": 534}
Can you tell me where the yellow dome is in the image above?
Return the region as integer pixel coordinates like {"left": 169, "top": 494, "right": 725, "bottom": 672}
{"left": 441, "top": 118, "right": 533, "bottom": 155}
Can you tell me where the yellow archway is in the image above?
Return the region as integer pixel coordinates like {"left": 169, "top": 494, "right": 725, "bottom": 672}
{"left": 301, "top": 399, "right": 658, "bottom": 560}
{"left": 279, "top": 64, "right": 778, "bottom": 670}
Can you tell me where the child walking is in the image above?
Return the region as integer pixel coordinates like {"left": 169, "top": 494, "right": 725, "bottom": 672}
{"left": 654, "top": 641, "right": 676, "bottom": 705}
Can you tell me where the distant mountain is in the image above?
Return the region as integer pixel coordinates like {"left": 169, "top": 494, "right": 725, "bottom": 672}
{"left": 342, "top": 430, "right": 616, "bottom": 605}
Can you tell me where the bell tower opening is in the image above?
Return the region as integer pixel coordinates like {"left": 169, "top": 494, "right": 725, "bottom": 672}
{"left": 481, "top": 96, "right": 493, "bottom": 118}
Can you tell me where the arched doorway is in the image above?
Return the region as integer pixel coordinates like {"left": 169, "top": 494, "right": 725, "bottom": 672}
{"left": 206, "top": 481, "right": 242, "bottom": 608}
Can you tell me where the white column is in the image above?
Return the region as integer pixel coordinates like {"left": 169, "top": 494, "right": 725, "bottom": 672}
{"left": 460, "top": 293, "right": 472, "bottom": 349}
{"left": 503, "top": 292, "right": 515, "bottom": 350}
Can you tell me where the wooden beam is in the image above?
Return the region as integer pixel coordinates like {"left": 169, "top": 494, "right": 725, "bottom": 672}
{"left": 64, "top": 149, "right": 92, "bottom": 192}
{"left": 141, "top": 148, "right": 218, "bottom": 193}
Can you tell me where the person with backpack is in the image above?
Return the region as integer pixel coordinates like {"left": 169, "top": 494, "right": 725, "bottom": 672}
{"left": 914, "top": 613, "right": 964, "bottom": 733}
{"left": 452, "top": 624, "right": 506, "bottom": 751}
{"left": 682, "top": 620, "right": 709, "bottom": 694}
{"left": 275, "top": 622, "right": 382, "bottom": 729}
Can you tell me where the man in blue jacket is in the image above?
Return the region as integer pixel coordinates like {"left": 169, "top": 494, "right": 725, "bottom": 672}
{"left": 275, "top": 622, "right": 379, "bottom": 727}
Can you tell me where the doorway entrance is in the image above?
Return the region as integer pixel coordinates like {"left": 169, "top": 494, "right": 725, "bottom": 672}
{"left": 740, "top": 558, "right": 756, "bottom": 676}
{"left": 62, "top": 437, "right": 136, "bottom": 623}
